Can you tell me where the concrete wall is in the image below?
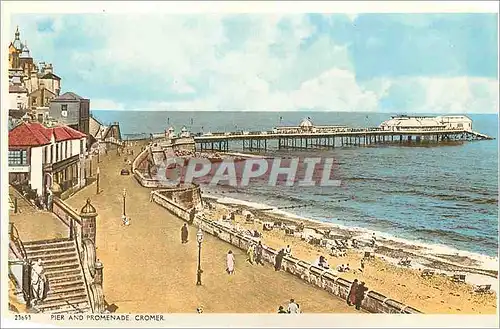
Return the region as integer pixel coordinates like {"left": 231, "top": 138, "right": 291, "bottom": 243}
{"left": 71, "top": 139, "right": 81, "bottom": 157}
{"left": 152, "top": 191, "right": 193, "bottom": 223}
{"left": 151, "top": 190, "right": 422, "bottom": 314}
{"left": 170, "top": 137, "right": 195, "bottom": 153}
{"left": 30, "top": 146, "right": 43, "bottom": 196}
{"left": 155, "top": 185, "right": 202, "bottom": 210}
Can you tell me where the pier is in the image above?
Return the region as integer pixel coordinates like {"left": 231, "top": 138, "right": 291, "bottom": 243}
{"left": 194, "top": 128, "right": 493, "bottom": 152}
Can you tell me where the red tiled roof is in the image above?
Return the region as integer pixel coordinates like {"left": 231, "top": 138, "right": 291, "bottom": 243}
{"left": 9, "top": 122, "right": 87, "bottom": 147}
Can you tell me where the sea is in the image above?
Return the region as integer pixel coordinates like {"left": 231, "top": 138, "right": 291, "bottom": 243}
{"left": 93, "top": 110, "right": 499, "bottom": 270}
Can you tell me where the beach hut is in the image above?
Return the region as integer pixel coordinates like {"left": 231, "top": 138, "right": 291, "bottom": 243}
{"left": 242, "top": 210, "right": 255, "bottom": 223}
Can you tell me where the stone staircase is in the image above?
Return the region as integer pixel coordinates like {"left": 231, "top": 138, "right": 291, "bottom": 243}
{"left": 24, "top": 238, "right": 92, "bottom": 314}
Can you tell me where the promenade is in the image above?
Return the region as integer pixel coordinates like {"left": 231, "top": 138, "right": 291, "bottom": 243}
{"left": 64, "top": 143, "right": 358, "bottom": 313}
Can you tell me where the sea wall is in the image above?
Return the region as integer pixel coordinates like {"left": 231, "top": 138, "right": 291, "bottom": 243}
{"left": 155, "top": 185, "right": 202, "bottom": 210}
{"left": 169, "top": 137, "right": 196, "bottom": 153}
{"left": 150, "top": 190, "right": 422, "bottom": 314}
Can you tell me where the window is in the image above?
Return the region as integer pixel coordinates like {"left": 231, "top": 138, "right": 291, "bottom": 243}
{"left": 9, "top": 150, "right": 28, "bottom": 166}
{"left": 61, "top": 104, "right": 68, "bottom": 118}
{"left": 80, "top": 139, "right": 84, "bottom": 154}
{"left": 56, "top": 144, "right": 59, "bottom": 161}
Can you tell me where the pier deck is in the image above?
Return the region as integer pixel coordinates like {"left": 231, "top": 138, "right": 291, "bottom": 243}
{"left": 191, "top": 128, "right": 494, "bottom": 152}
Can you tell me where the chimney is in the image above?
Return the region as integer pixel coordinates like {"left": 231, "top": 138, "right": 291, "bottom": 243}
{"left": 45, "top": 63, "right": 53, "bottom": 74}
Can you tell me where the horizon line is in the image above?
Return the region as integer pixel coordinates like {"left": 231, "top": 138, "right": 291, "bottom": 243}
{"left": 90, "top": 109, "right": 499, "bottom": 115}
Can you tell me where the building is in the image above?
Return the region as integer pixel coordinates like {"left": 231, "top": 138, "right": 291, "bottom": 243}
{"left": 274, "top": 118, "right": 348, "bottom": 134}
{"left": 437, "top": 115, "right": 473, "bottom": 132}
{"left": 89, "top": 115, "right": 122, "bottom": 147}
{"left": 8, "top": 27, "right": 62, "bottom": 126}
{"left": 49, "top": 92, "right": 90, "bottom": 135}
{"left": 8, "top": 122, "right": 88, "bottom": 199}
{"left": 379, "top": 115, "right": 473, "bottom": 132}
{"left": 8, "top": 27, "right": 23, "bottom": 69}
{"left": 28, "top": 84, "right": 56, "bottom": 111}
{"left": 9, "top": 76, "right": 28, "bottom": 110}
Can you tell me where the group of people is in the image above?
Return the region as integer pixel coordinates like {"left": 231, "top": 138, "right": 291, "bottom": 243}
{"left": 277, "top": 299, "right": 301, "bottom": 314}
{"left": 246, "top": 241, "right": 265, "bottom": 266}
{"left": 346, "top": 279, "right": 368, "bottom": 310}
{"left": 336, "top": 263, "right": 350, "bottom": 273}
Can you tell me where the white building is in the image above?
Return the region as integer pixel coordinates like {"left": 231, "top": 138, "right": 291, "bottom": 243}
{"left": 9, "top": 76, "right": 28, "bottom": 110}
{"left": 437, "top": 115, "right": 473, "bottom": 132}
{"left": 379, "top": 115, "right": 473, "bottom": 132}
{"left": 180, "top": 126, "right": 191, "bottom": 138}
{"left": 275, "top": 117, "right": 348, "bottom": 134}
{"left": 9, "top": 122, "right": 88, "bottom": 199}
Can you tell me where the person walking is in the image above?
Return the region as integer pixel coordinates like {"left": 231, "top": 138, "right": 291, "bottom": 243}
{"left": 181, "top": 223, "right": 189, "bottom": 244}
{"left": 355, "top": 281, "right": 368, "bottom": 310}
{"left": 255, "top": 241, "right": 264, "bottom": 265}
{"left": 274, "top": 249, "right": 285, "bottom": 271}
{"left": 347, "top": 279, "right": 358, "bottom": 306}
{"left": 226, "top": 250, "right": 235, "bottom": 275}
{"left": 247, "top": 244, "right": 255, "bottom": 264}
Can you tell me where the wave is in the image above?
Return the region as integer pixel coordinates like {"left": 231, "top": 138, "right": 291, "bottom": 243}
{"left": 206, "top": 193, "right": 499, "bottom": 272}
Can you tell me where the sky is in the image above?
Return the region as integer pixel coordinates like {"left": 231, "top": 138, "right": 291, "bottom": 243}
{"left": 9, "top": 13, "right": 499, "bottom": 113}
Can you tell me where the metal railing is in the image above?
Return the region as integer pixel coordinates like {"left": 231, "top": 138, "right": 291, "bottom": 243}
{"left": 9, "top": 223, "right": 27, "bottom": 261}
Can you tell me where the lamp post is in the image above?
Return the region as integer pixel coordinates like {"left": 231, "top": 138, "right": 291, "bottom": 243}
{"left": 122, "top": 188, "right": 127, "bottom": 217}
{"left": 96, "top": 167, "right": 100, "bottom": 195}
{"left": 196, "top": 228, "right": 203, "bottom": 286}
{"left": 89, "top": 153, "right": 93, "bottom": 177}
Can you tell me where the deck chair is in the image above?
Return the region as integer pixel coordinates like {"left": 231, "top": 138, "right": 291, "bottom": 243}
{"left": 421, "top": 269, "right": 435, "bottom": 278}
{"left": 474, "top": 284, "right": 492, "bottom": 294}
{"left": 452, "top": 274, "right": 466, "bottom": 283}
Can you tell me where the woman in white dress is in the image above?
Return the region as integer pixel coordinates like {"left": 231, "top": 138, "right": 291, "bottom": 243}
{"left": 31, "top": 259, "right": 48, "bottom": 305}
{"left": 226, "top": 250, "right": 235, "bottom": 275}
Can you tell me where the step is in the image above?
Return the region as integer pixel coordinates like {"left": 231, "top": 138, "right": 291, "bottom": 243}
{"left": 24, "top": 241, "right": 75, "bottom": 252}
{"left": 45, "top": 269, "right": 82, "bottom": 280}
{"left": 27, "top": 247, "right": 77, "bottom": 258}
{"left": 44, "top": 263, "right": 80, "bottom": 272}
{"left": 24, "top": 238, "right": 71, "bottom": 246}
{"left": 36, "top": 257, "right": 79, "bottom": 267}
{"left": 49, "top": 279, "right": 85, "bottom": 290}
{"left": 48, "top": 285, "right": 86, "bottom": 297}
{"left": 51, "top": 306, "right": 92, "bottom": 314}
{"left": 47, "top": 273, "right": 83, "bottom": 284}
{"left": 44, "top": 291, "right": 87, "bottom": 303}
{"left": 37, "top": 298, "right": 89, "bottom": 312}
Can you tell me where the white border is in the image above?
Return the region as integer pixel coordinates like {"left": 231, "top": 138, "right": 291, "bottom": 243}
{"left": 2, "top": 1, "right": 499, "bottom": 328}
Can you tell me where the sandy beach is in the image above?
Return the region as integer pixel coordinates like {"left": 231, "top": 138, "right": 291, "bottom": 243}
{"left": 199, "top": 193, "right": 497, "bottom": 314}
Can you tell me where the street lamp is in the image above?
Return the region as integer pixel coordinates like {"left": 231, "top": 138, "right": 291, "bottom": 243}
{"left": 97, "top": 143, "right": 100, "bottom": 163}
{"left": 196, "top": 228, "right": 204, "bottom": 286}
{"left": 96, "top": 167, "right": 100, "bottom": 195}
{"left": 122, "top": 188, "right": 127, "bottom": 217}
